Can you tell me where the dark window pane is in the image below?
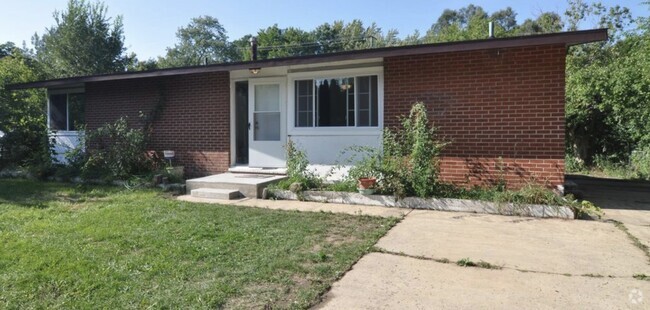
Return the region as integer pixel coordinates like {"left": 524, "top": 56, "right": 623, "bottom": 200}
{"left": 356, "top": 76, "right": 369, "bottom": 126}
{"left": 348, "top": 110, "right": 355, "bottom": 126}
{"left": 68, "top": 93, "right": 85, "bottom": 131}
{"left": 235, "top": 81, "right": 249, "bottom": 164}
{"left": 299, "top": 112, "right": 312, "bottom": 127}
{"left": 356, "top": 76, "right": 378, "bottom": 127}
{"left": 295, "top": 80, "right": 313, "bottom": 127}
{"left": 49, "top": 94, "right": 67, "bottom": 130}
{"left": 299, "top": 96, "right": 310, "bottom": 111}
{"left": 358, "top": 94, "right": 370, "bottom": 110}
{"left": 347, "top": 79, "right": 355, "bottom": 126}
{"left": 357, "top": 76, "right": 369, "bottom": 92}
{"left": 358, "top": 111, "right": 369, "bottom": 127}
{"left": 371, "top": 75, "right": 378, "bottom": 126}
{"left": 316, "top": 78, "right": 349, "bottom": 127}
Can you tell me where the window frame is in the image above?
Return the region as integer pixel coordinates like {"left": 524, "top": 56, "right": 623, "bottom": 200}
{"left": 288, "top": 67, "right": 383, "bottom": 136}
{"left": 47, "top": 88, "right": 85, "bottom": 132}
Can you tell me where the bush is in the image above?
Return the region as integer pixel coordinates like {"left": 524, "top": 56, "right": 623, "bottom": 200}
{"left": 284, "top": 139, "right": 321, "bottom": 189}
{"left": 79, "top": 117, "right": 160, "bottom": 180}
{"left": 383, "top": 102, "right": 446, "bottom": 197}
{"left": 565, "top": 153, "right": 586, "bottom": 173}
{"left": 631, "top": 146, "right": 650, "bottom": 179}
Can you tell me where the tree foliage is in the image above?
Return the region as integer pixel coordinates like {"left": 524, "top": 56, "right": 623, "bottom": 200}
{"left": 158, "top": 16, "right": 235, "bottom": 68}
{"left": 34, "top": 0, "right": 130, "bottom": 78}
{"left": 0, "top": 45, "right": 49, "bottom": 170}
{"left": 565, "top": 0, "right": 645, "bottom": 167}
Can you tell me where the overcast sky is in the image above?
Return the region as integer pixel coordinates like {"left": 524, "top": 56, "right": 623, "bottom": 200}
{"left": 0, "top": 0, "right": 646, "bottom": 60}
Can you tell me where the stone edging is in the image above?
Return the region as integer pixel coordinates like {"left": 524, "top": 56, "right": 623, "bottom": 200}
{"left": 269, "top": 189, "right": 575, "bottom": 219}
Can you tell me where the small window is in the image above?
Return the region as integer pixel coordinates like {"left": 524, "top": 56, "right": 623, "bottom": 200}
{"left": 68, "top": 94, "right": 85, "bottom": 131}
{"left": 49, "top": 94, "right": 67, "bottom": 130}
{"left": 294, "top": 75, "right": 378, "bottom": 128}
{"left": 49, "top": 93, "right": 85, "bottom": 131}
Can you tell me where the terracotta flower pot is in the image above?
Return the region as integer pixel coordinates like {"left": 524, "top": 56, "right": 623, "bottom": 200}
{"left": 358, "top": 177, "right": 377, "bottom": 189}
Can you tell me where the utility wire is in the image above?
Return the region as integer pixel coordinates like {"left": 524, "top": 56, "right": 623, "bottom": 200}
{"left": 231, "top": 35, "right": 372, "bottom": 51}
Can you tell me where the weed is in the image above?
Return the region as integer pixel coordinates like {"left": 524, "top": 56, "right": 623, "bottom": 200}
{"left": 456, "top": 257, "right": 476, "bottom": 267}
{"left": 613, "top": 221, "right": 650, "bottom": 263}
{"left": 456, "top": 258, "right": 501, "bottom": 270}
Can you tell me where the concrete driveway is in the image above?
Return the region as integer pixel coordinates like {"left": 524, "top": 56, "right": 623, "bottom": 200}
{"left": 568, "top": 175, "right": 650, "bottom": 250}
{"left": 316, "top": 176, "right": 650, "bottom": 309}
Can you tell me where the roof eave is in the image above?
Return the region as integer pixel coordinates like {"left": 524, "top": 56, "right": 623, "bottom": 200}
{"left": 7, "top": 28, "right": 608, "bottom": 90}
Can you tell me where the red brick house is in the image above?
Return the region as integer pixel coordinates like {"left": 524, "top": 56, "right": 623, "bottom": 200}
{"left": 10, "top": 29, "right": 607, "bottom": 189}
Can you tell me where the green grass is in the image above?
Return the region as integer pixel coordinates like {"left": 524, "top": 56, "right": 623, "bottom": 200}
{"left": 0, "top": 179, "right": 397, "bottom": 309}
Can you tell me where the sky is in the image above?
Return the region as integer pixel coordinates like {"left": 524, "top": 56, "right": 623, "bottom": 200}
{"left": 0, "top": 0, "right": 646, "bottom": 60}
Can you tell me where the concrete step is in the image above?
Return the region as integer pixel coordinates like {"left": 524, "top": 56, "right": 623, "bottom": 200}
{"left": 191, "top": 188, "right": 242, "bottom": 200}
{"left": 186, "top": 173, "right": 287, "bottom": 198}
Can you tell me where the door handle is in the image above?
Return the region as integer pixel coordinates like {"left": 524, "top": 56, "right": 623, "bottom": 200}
{"left": 248, "top": 122, "right": 251, "bottom": 130}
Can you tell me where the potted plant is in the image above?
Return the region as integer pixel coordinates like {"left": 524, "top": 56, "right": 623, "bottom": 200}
{"left": 345, "top": 146, "right": 382, "bottom": 195}
{"left": 357, "top": 177, "right": 377, "bottom": 195}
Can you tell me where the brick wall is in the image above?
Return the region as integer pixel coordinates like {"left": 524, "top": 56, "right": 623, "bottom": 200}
{"left": 384, "top": 45, "right": 566, "bottom": 189}
{"left": 85, "top": 72, "right": 230, "bottom": 178}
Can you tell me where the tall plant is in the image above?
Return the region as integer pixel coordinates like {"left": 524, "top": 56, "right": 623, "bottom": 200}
{"left": 284, "top": 138, "right": 320, "bottom": 189}
{"left": 382, "top": 102, "right": 446, "bottom": 198}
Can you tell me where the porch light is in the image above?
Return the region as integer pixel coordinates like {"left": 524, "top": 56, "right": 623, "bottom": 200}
{"left": 249, "top": 68, "right": 261, "bottom": 75}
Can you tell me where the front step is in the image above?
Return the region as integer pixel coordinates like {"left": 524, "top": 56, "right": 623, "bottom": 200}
{"left": 191, "top": 188, "right": 242, "bottom": 200}
{"left": 186, "top": 173, "right": 287, "bottom": 198}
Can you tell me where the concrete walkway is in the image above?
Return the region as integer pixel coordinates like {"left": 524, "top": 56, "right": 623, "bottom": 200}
{"left": 316, "top": 252, "right": 649, "bottom": 309}
{"left": 177, "top": 195, "right": 409, "bottom": 218}
{"left": 318, "top": 210, "right": 650, "bottom": 309}
{"left": 178, "top": 187, "right": 650, "bottom": 309}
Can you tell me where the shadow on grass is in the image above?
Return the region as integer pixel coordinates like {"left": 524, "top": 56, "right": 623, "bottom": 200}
{"left": 0, "top": 178, "right": 122, "bottom": 208}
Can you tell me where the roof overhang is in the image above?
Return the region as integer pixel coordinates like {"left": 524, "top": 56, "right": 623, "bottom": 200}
{"left": 8, "top": 28, "right": 608, "bottom": 90}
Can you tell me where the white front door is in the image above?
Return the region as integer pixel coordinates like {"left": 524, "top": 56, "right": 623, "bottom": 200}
{"left": 248, "top": 78, "right": 286, "bottom": 167}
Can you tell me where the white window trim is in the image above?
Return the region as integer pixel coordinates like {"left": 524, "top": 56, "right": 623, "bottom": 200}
{"left": 47, "top": 88, "right": 85, "bottom": 133}
{"left": 288, "top": 67, "right": 383, "bottom": 136}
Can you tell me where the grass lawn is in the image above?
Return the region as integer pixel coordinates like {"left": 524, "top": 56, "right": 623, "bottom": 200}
{"left": 0, "top": 179, "right": 397, "bottom": 309}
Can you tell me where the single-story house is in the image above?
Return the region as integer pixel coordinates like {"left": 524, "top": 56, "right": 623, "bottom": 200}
{"left": 9, "top": 29, "right": 607, "bottom": 189}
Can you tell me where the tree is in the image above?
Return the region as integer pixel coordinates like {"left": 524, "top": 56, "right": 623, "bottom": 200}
{"left": 517, "top": 12, "right": 564, "bottom": 35}
{"left": 564, "top": 0, "right": 642, "bottom": 165}
{"left": 127, "top": 57, "right": 158, "bottom": 71}
{"left": 424, "top": 5, "right": 491, "bottom": 42}
{"left": 158, "top": 16, "right": 235, "bottom": 68}
{"left": 0, "top": 42, "right": 17, "bottom": 58}
{"left": 254, "top": 24, "right": 315, "bottom": 60}
{"left": 0, "top": 44, "right": 49, "bottom": 170}
{"left": 491, "top": 7, "right": 518, "bottom": 32}
{"left": 34, "top": 0, "right": 130, "bottom": 78}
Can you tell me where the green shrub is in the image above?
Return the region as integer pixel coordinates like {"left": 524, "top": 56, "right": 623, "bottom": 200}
{"left": 382, "top": 102, "right": 446, "bottom": 198}
{"left": 565, "top": 153, "right": 586, "bottom": 173}
{"left": 345, "top": 102, "right": 446, "bottom": 198}
{"left": 631, "top": 146, "right": 650, "bottom": 179}
{"left": 570, "top": 199, "right": 603, "bottom": 219}
{"left": 80, "top": 117, "right": 159, "bottom": 180}
{"left": 284, "top": 139, "right": 321, "bottom": 189}
{"left": 324, "top": 180, "right": 357, "bottom": 192}
{"left": 344, "top": 146, "right": 382, "bottom": 181}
